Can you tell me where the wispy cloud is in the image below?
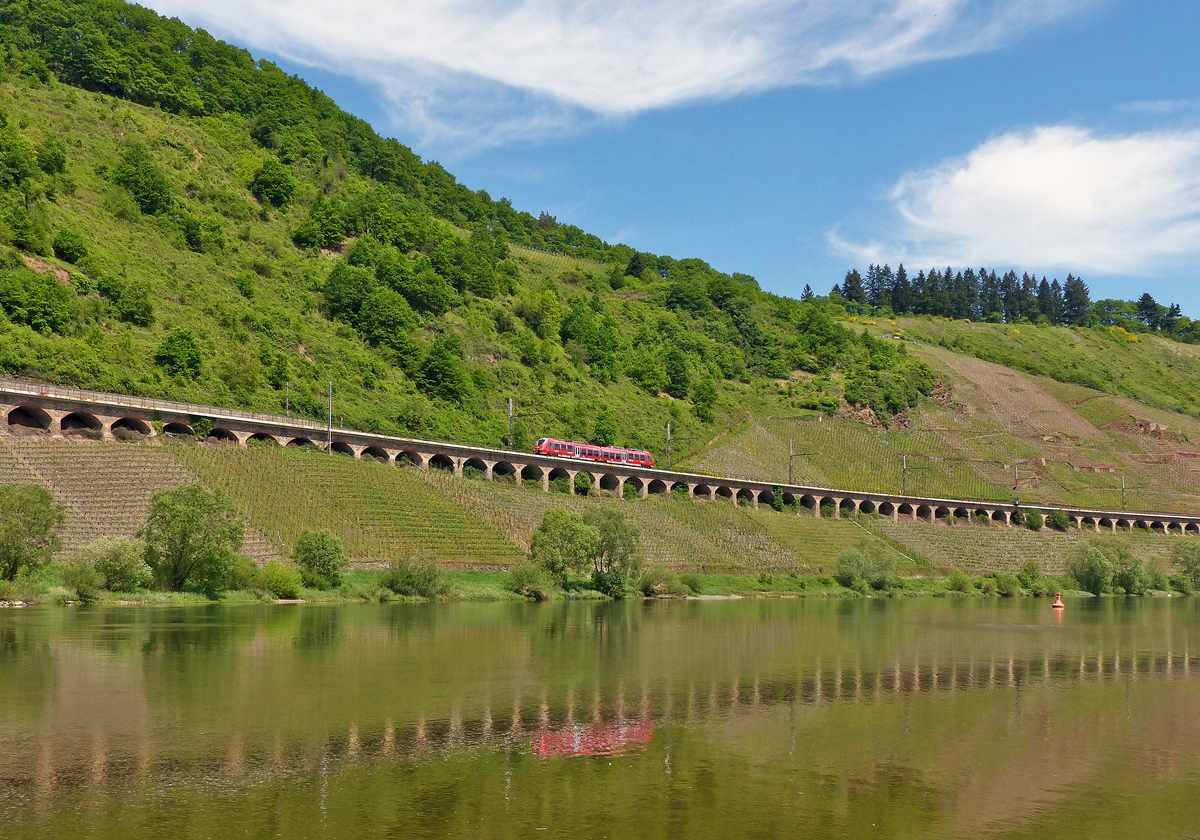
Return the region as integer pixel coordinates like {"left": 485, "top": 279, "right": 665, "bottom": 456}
{"left": 145, "top": 0, "right": 1084, "bottom": 149}
{"left": 831, "top": 126, "right": 1200, "bottom": 275}
{"left": 1120, "top": 99, "right": 1200, "bottom": 115}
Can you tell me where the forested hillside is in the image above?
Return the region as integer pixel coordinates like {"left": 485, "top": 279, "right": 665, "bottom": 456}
{"left": 0, "top": 0, "right": 936, "bottom": 461}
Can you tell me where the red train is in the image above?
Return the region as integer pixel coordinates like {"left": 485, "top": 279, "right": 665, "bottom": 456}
{"left": 535, "top": 437, "right": 655, "bottom": 468}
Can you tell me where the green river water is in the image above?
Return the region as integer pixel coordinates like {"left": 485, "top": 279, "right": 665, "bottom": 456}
{"left": 3, "top": 597, "right": 1199, "bottom": 838}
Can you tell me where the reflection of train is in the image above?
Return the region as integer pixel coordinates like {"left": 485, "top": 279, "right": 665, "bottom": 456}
{"left": 535, "top": 438, "right": 655, "bottom": 468}
{"left": 531, "top": 721, "right": 654, "bottom": 758}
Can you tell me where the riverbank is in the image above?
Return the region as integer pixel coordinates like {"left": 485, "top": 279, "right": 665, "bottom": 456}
{"left": 0, "top": 567, "right": 1135, "bottom": 606}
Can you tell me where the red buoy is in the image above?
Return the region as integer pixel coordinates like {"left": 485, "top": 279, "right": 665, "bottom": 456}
{"left": 1052, "top": 592, "right": 1065, "bottom": 609}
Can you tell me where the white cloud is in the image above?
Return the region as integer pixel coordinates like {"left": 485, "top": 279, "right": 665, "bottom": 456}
{"left": 144, "top": 0, "right": 1082, "bottom": 148}
{"left": 831, "top": 126, "right": 1200, "bottom": 275}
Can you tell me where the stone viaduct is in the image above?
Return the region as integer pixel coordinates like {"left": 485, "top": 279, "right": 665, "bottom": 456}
{"left": 1, "top": 377, "right": 1197, "bottom": 535}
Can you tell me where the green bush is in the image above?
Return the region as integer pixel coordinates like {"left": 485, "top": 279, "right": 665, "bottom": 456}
{"left": 1045, "top": 510, "right": 1072, "bottom": 531}
{"left": 995, "top": 573, "right": 1021, "bottom": 597}
{"left": 1067, "top": 543, "right": 1114, "bottom": 596}
{"left": 224, "top": 555, "right": 258, "bottom": 591}
{"left": 113, "top": 144, "right": 172, "bottom": 214}
{"left": 680, "top": 573, "right": 702, "bottom": 594}
{"left": 52, "top": 228, "right": 88, "bottom": 263}
{"left": 254, "top": 560, "right": 302, "bottom": 599}
{"left": 58, "top": 558, "right": 101, "bottom": 601}
{"left": 293, "top": 529, "right": 347, "bottom": 588}
{"left": 531, "top": 509, "right": 598, "bottom": 585}
{"left": 249, "top": 157, "right": 296, "bottom": 207}
{"left": 0, "top": 267, "right": 73, "bottom": 333}
{"left": 946, "top": 569, "right": 972, "bottom": 593}
{"left": 379, "top": 558, "right": 445, "bottom": 597}
{"left": 154, "top": 328, "right": 203, "bottom": 379}
{"left": 1171, "top": 542, "right": 1200, "bottom": 591}
{"left": 506, "top": 562, "right": 552, "bottom": 600}
{"left": 835, "top": 543, "right": 897, "bottom": 591}
{"left": 0, "top": 483, "right": 64, "bottom": 580}
{"left": 1017, "top": 558, "right": 1042, "bottom": 588}
{"left": 549, "top": 477, "right": 571, "bottom": 494}
{"left": 79, "top": 536, "right": 151, "bottom": 591}
{"left": 638, "top": 566, "right": 688, "bottom": 597}
{"left": 979, "top": 578, "right": 998, "bottom": 596}
{"left": 623, "top": 482, "right": 640, "bottom": 500}
{"left": 573, "top": 471, "right": 593, "bottom": 495}
{"left": 1025, "top": 511, "right": 1044, "bottom": 531}
{"left": 591, "top": 567, "right": 627, "bottom": 598}
{"left": 141, "top": 483, "right": 244, "bottom": 594}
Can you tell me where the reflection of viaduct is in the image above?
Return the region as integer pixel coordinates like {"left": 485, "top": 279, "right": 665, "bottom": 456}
{"left": 2, "top": 377, "right": 1199, "bottom": 534}
{"left": 9, "top": 644, "right": 1200, "bottom": 791}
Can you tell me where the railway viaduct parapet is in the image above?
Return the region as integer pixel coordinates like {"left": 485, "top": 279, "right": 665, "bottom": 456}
{"left": 1, "top": 378, "right": 1198, "bottom": 535}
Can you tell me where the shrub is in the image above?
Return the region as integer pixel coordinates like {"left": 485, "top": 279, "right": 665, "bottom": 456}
{"left": 530, "top": 509, "right": 598, "bottom": 586}
{"left": 58, "top": 558, "right": 102, "bottom": 601}
{"left": 638, "top": 566, "right": 688, "bottom": 597}
{"left": 293, "top": 529, "right": 347, "bottom": 588}
{"left": 1112, "top": 549, "right": 1151, "bottom": 596}
{"left": 141, "top": 483, "right": 244, "bottom": 594}
{"left": 254, "top": 560, "right": 302, "bottom": 599}
{"left": 80, "top": 537, "right": 151, "bottom": 591}
{"left": 1067, "top": 543, "right": 1114, "bottom": 596}
{"left": 0, "top": 267, "right": 73, "bottom": 333}
{"left": 1171, "top": 542, "right": 1200, "bottom": 591}
{"left": 154, "top": 329, "right": 203, "bottom": 379}
{"left": 1045, "top": 510, "right": 1072, "bottom": 531}
{"left": 947, "top": 569, "right": 972, "bottom": 593}
{"left": 0, "top": 484, "right": 64, "bottom": 580}
{"left": 979, "top": 578, "right": 998, "bottom": 596}
{"left": 573, "top": 471, "right": 593, "bottom": 495}
{"left": 52, "top": 228, "right": 88, "bottom": 263}
{"left": 416, "top": 335, "right": 470, "bottom": 404}
{"left": 995, "top": 573, "right": 1021, "bottom": 597}
{"left": 680, "top": 573, "right": 702, "bottom": 594}
{"left": 113, "top": 144, "right": 172, "bottom": 214}
{"left": 623, "top": 482, "right": 639, "bottom": 500}
{"left": 224, "top": 555, "right": 258, "bottom": 591}
{"left": 379, "top": 558, "right": 445, "bottom": 597}
{"left": 1017, "top": 558, "right": 1042, "bottom": 588}
{"left": 591, "top": 567, "right": 627, "bottom": 598}
{"left": 835, "top": 543, "right": 897, "bottom": 591}
{"left": 549, "top": 477, "right": 571, "bottom": 494}
{"left": 1025, "top": 511, "right": 1044, "bottom": 531}
{"left": 506, "top": 562, "right": 552, "bottom": 600}
{"left": 249, "top": 157, "right": 296, "bottom": 207}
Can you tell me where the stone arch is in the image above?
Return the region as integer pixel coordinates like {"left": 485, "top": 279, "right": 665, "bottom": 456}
{"left": 162, "top": 421, "right": 194, "bottom": 437}
{"left": 716, "top": 486, "right": 734, "bottom": 502}
{"left": 625, "top": 477, "right": 645, "bottom": 497}
{"left": 1116, "top": 519, "right": 1132, "bottom": 530}
{"left": 60, "top": 411, "right": 102, "bottom": 434}
{"left": 247, "top": 432, "right": 279, "bottom": 446}
{"left": 1186, "top": 523, "right": 1200, "bottom": 534}
{"left": 1098, "top": 517, "right": 1114, "bottom": 530}
{"left": 398, "top": 449, "right": 425, "bottom": 468}
{"left": 916, "top": 505, "right": 933, "bottom": 522}
{"left": 647, "top": 479, "right": 669, "bottom": 495}
{"left": 839, "top": 498, "right": 858, "bottom": 516}
{"left": 112, "top": 416, "right": 152, "bottom": 437}
{"left": 819, "top": 496, "right": 837, "bottom": 515}
{"left": 758, "top": 488, "right": 776, "bottom": 508}
{"left": 935, "top": 506, "right": 952, "bottom": 521}
{"left": 430, "top": 453, "right": 456, "bottom": 472}
{"left": 781, "top": 491, "right": 797, "bottom": 507}
{"left": 288, "top": 436, "right": 317, "bottom": 448}
{"left": 493, "top": 461, "right": 518, "bottom": 482}
{"left": 898, "top": 503, "right": 915, "bottom": 520}
{"left": 801, "top": 494, "right": 818, "bottom": 513}
{"left": 520, "top": 464, "right": 544, "bottom": 483}
{"left": 858, "top": 499, "right": 877, "bottom": 515}
{"left": 362, "top": 446, "right": 390, "bottom": 463}
{"left": 599, "top": 473, "right": 621, "bottom": 492}
{"left": 991, "top": 510, "right": 1008, "bottom": 523}
{"left": 671, "top": 481, "right": 690, "bottom": 496}
{"left": 463, "top": 457, "right": 489, "bottom": 475}
{"left": 878, "top": 501, "right": 895, "bottom": 518}
{"left": 736, "top": 488, "right": 756, "bottom": 507}
{"left": 694, "top": 483, "right": 713, "bottom": 500}
{"left": 8, "top": 404, "right": 51, "bottom": 430}
{"left": 1167, "top": 522, "right": 1184, "bottom": 534}
{"left": 548, "top": 467, "right": 573, "bottom": 491}
{"left": 330, "top": 441, "right": 356, "bottom": 457}
{"left": 209, "top": 427, "right": 239, "bottom": 443}
{"left": 1081, "top": 516, "right": 1096, "bottom": 528}
{"left": 953, "top": 506, "right": 971, "bottom": 520}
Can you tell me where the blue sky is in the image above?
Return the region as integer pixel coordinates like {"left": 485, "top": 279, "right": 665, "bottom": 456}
{"left": 147, "top": 1, "right": 1200, "bottom": 313}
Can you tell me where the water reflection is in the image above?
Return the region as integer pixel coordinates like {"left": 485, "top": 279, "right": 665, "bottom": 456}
{"left": 3, "top": 598, "right": 1200, "bottom": 838}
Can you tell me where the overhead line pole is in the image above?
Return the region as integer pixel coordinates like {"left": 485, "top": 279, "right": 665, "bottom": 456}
{"left": 327, "top": 381, "right": 333, "bottom": 454}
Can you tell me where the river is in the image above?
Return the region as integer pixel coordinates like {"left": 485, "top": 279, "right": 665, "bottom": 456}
{"left": 2, "top": 597, "right": 1199, "bottom": 838}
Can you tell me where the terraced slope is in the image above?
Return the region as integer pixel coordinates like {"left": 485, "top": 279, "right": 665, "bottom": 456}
{"left": 690, "top": 339, "right": 1200, "bottom": 515}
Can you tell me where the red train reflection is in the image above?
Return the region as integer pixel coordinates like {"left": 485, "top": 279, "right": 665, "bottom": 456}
{"left": 531, "top": 721, "right": 654, "bottom": 758}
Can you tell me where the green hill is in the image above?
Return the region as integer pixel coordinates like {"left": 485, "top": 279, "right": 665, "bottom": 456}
{"left": 0, "top": 0, "right": 1195, "bottom": 584}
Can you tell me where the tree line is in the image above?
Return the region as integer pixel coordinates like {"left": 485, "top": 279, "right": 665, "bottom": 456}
{"left": 829, "top": 264, "right": 1198, "bottom": 343}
